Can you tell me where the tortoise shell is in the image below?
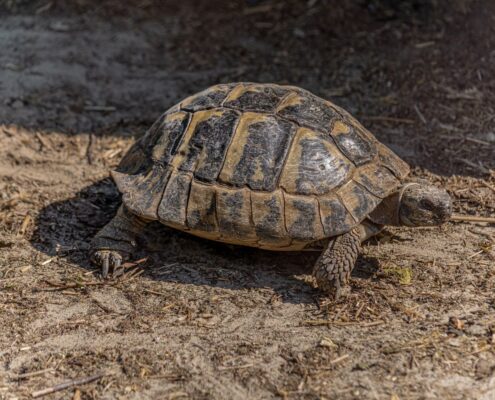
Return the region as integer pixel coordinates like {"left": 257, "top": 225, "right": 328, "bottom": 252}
{"left": 112, "top": 83, "right": 410, "bottom": 250}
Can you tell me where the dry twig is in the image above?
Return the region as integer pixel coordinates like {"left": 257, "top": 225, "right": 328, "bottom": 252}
{"left": 31, "top": 372, "right": 106, "bottom": 398}
{"left": 12, "top": 368, "right": 54, "bottom": 380}
{"left": 304, "top": 319, "right": 385, "bottom": 327}
{"left": 451, "top": 215, "right": 495, "bottom": 224}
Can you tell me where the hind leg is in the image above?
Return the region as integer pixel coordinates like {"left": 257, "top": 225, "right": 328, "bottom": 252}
{"left": 91, "top": 205, "right": 149, "bottom": 278}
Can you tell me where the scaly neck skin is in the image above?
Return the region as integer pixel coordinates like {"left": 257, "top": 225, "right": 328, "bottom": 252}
{"left": 369, "top": 183, "right": 423, "bottom": 227}
{"left": 359, "top": 219, "right": 384, "bottom": 241}
{"left": 368, "top": 192, "right": 402, "bottom": 226}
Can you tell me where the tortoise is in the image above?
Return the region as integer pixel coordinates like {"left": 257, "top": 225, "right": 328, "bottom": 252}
{"left": 91, "top": 82, "right": 452, "bottom": 297}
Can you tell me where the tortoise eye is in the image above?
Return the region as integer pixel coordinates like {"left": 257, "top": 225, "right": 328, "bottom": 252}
{"left": 420, "top": 199, "right": 434, "bottom": 211}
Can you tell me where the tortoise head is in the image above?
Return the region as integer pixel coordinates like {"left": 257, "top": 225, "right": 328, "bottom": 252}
{"left": 399, "top": 183, "right": 452, "bottom": 227}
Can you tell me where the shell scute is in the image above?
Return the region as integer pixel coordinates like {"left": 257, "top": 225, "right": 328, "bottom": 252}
{"left": 170, "top": 108, "right": 239, "bottom": 182}
{"left": 277, "top": 90, "right": 340, "bottom": 133}
{"left": 251, "top": 190, "right": 290, "bottom": 246}
{"left": 216, "top": 186, "right": 257, "bottom": 244}
{"left": 219, "top": 113, "right": 296, "bottom": 191}
{"left": 180, "top": 83, "right": 235, "bottom": 112}
{"left": 337, "top": 181, "right": 381, "bottom": 223}
{"left": 151, "top": 111, "right": 191, "bottom": 165}
{"left": 223, "top": 83, "right": 291, "bottom": 113}
{"left": 157, "top": 171, "right": 191, "bottom": 228}
{"left": 186, "top": 181, "right": 219, "bottom": 239}
{"left": 284, "top": 193, "right": 325, "bottom": 241}
{"left": 318, "top": 195, "right": 356, "bottom": 237}
{"left": 112, "top": 166, "right": 170, "bottom": 220}
{"left": 353, "top": 163, "right": 401, "bottom": 198}
{"left": 376, "top": 142, "right": 410, "bottom": 179}
{"left": 279, "top": 128, "right": 353, "bottom": 196}
{"left": 330, "top": 120, "right": 377, "bottom": 166}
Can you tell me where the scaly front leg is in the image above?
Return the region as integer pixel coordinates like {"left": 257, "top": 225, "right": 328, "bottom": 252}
{"left": 312, "top": 221, "right": 383, "bottom": 299}
{"left": 312, "top": 228, "right": 362, "bottom": 299}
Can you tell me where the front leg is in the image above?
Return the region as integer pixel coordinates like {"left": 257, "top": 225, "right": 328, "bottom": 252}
{"left": 91, "top": 205, "right": 149, "bottom": 278}
{"left": 312, "top": 227, "right": 362, "bottom": 299}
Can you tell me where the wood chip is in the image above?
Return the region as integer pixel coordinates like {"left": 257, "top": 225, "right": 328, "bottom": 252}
{"left": 319, "top": 337, "right": 338, "bottom": 348}
{"left": 17, "top": 214, "right": 32, "bottom": 236}
{"left": 40, "top": 257, "right": 56, "bottom": 266}
{"left": 330, "top": 354, "right": 349, "bottom": 364}
{"left": 415, "top": 41, "right": 435, "bottom": 48}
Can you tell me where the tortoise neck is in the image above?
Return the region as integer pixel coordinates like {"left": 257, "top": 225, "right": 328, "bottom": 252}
{"left": 368, "top": 183, "right": 421, "bottom": 226}
{"left": 394, "top": 183, "right": 421, "bottom": 225}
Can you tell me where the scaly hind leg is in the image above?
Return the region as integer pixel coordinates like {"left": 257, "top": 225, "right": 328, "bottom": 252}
{"left": 91, "top": 205, "right": 149, "bottom": 278}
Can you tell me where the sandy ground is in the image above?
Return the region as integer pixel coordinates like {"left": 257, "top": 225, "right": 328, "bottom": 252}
{"left": 1, "top": 1, "right": 495, "bottom": 399}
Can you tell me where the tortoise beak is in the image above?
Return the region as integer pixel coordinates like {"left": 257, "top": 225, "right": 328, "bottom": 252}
{"left": 437, "top": 198, "right": 452, "bottom": 224}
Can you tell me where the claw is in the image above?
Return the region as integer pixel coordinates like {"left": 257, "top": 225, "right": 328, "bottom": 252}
{"left": 101, "top": 254, "right": 109, "bottom": 279}
{"left": 112, "top": 257, "right": 123, "bottom": 278}
{"left": 92, "top": 250, "right": 127, "bottom": 279}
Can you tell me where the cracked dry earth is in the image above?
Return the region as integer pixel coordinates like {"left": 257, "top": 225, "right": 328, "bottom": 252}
{"left": 1, "top": 1, "right": 495, "bottom": 399}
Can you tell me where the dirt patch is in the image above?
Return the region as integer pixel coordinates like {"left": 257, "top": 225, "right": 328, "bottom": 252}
{"left": 1, "top": 1, "right": 494, "bottom": 399}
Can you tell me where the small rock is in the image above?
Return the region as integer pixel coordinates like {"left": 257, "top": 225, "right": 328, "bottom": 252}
{"left": 3, "top": 62, "right": 23, "bottom": 71}
{"left": 465, "top": 324, "right": 486, "bottom": 337}
{"left": 49, "top": 21, "right": 72, "bottom": 32}
{"left": 475, "top": 359, "right": 495, "bottom": 379}
{"left": 293, "top": 28, "right": 306, "bottom": 38}
{"left": 11, "top": 99, "right": 24, "bottom": 109}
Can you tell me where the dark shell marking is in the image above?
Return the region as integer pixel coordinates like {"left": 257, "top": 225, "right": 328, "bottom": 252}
{"left": 284, "top": 194, "right": 324, "bottom": 241}
{"left": 157, "top": 171, "right": 191, "bottom": 228}
{"left": 151, "top": 112, "right": 191, "bottom": 166}
{"left": 180, "top": 84, "right": 235, "bottom": 112}
{"left": 186, "top": 182, "right": 219, "bottom": 238}
{"left": 337, "top": 181, "right": 381, "bottom": 223}
{"left": 171, "top": 109, "right": 239, "bottom": 183}
{"left": 353, "top": 163, "right": 400, "bottom": 198}
{"left": 223, "top": 84, "right": 291, "bottom": 113}
{"left": 216, "top": 187, "right": 257, "bottom": 243}
{"left": 277, "top": 91, "right": 340, "bottom": 133}
{"left": 219, "top": 113, "right": 296, "bottom": 191}
{"left": 113, "top": 82, "right": 410, "bottom": 249}
{"left": 112, "top": 166, "right": 170, "bottom": 220}
{"left": 251, "top": 191, "right": 290, "bottom": 246}
{"left": 318, "top": 195, "right": 357, "bottom": 237}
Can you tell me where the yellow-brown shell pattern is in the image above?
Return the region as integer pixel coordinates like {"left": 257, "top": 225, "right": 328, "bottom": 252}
{"left": 113, "top": 83, "right": 410, "bottom": 250}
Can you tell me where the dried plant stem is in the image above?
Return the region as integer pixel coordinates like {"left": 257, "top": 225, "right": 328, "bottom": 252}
{"left": 13, "top": 367, "right": 54, "bottom": 380}
{"left": 451, "top": 214, "right": 495, "bottom": 224}
{"left": 31, "top": 372, "right": 106, "bottom": 398}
